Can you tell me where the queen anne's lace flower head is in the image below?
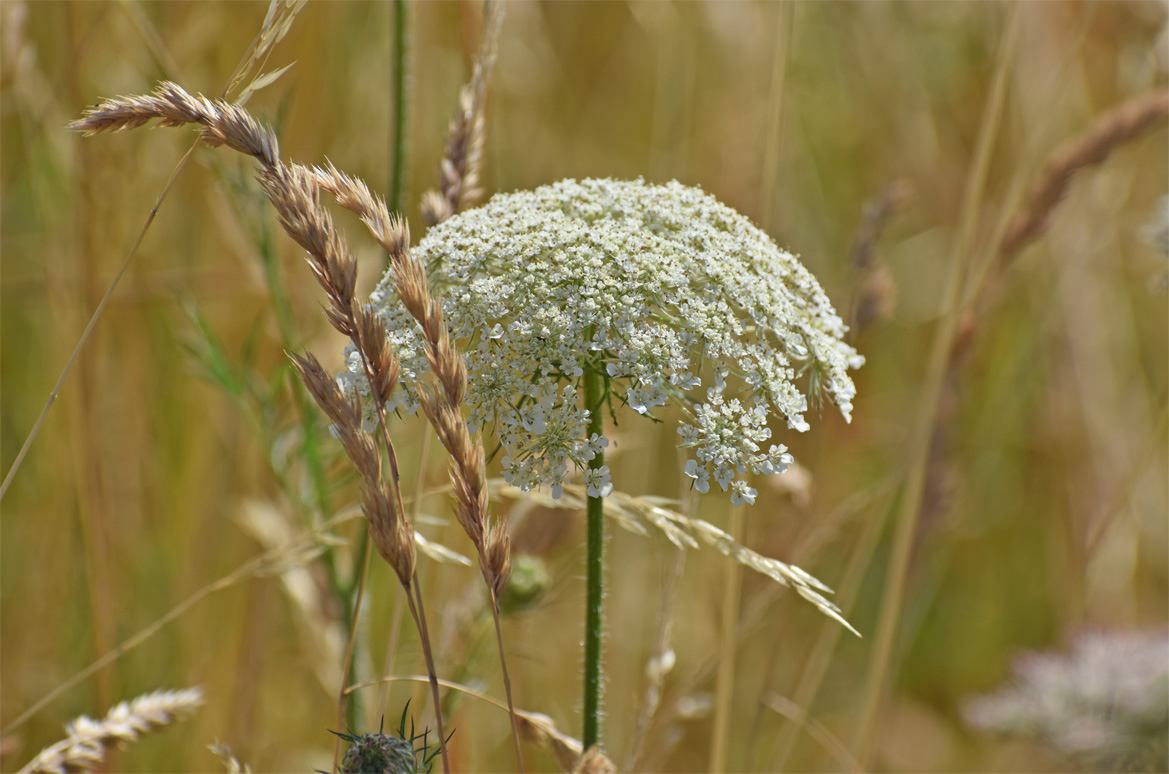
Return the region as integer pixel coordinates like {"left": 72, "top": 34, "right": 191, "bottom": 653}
{"left": 342, "top": 178, "right": 863, "bottom": 503}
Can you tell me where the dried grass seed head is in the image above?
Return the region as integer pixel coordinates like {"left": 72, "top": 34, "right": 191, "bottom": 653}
{"left": 345, "top": 178, "right": 863, "bottom": 505}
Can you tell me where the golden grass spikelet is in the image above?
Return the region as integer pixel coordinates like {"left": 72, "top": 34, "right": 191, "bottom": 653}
{"left": 421, "top": 0, "right": 502, "bottom": 225}
{"left": 355, "top": 306, "right": 400, "bottom": 403}
{"left": 420, "top": 190, "right": 453, "bottom": 226}
{"left": 207, "top": 741, "right": 251, "bottom": 774}
{"left": 514, "top": 711, "right": 582, "bottom": 772}
{"left": 225, "top": 0, "right": 308, "bottom": 100}
{"left": 493, "top": 481, "right": 859, "bottom": 635}
{"left": 288, "top": 350, "right": 357, "bottom": 429}
{"left": 70, "top": 82, "right": 279, "bottom": 166}
{"left": 572, "top": 745, "right": 616, "bottom": 774}
{"left": 256, "top": 163, "right": 358, "bottom": 335}
{"left": 288, "top": 352, "right": 414, "bottom": 586}
{"left": 310, "top": 163, "right": 403, "bottom": 256}
{"left": 481, "top": 519, "right": 512, "bottom": 601}
{"left": 364, "top": 480, "right": 416, "bottom": 586}
{"left": 333, "top": 418, "right": 381, "bottom": 490}
{"left": 18, "top": 688, "right": 204, "bottom": 774}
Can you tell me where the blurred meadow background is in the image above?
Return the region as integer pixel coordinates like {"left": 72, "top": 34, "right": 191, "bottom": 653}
{"left": 2, "top": 1, "right": 1167, "bottom": 772}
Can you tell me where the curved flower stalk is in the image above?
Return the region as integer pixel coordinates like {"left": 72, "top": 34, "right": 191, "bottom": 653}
{"left": 345, "top": 177, "right": 863, "bottom": 506}
{"left": 350, "top": 177, "right": 863, "bottom": 749}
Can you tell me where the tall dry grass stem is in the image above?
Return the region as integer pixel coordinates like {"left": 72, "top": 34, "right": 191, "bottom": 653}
{"left": 2, "top": 509, "right": 357, "bottom": 739}
{"left": 709, "top": 500, "right": 745, "bottom": 773}
{"left": 375, "top": 433, "right": 429, "bottom": 727}
{"left": 0, "top": 0, "right": 305, "bottom": 503}
{"left": 758, "top": 0, "right": 794, "bottom": 234}
{"left": 624, "top": 541, "right": 686, "bottom": 772}
{"left": 768, "top": 485, "right": 894, "bottom": 770}
{"left": 335, "top": 536, "right": 374, "bottom": 767}
{"left": 763, "top": 694, "right": 860, "bottom": 772}
{"left": 852, "top": 5, "right": 1023, "bottom": 765}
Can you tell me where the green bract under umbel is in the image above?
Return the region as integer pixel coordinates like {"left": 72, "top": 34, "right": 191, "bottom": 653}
{"left": 343, "top": 178, "right": 863, "bottom": 505}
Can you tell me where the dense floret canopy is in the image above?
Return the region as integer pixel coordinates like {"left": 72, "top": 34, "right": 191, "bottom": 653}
{"left": 342, "top": 178, "right": 863, "bottom": 504}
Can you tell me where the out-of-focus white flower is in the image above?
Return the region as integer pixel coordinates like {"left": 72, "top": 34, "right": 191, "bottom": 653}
{"left": 964, "top": 630, "right": 1169, "bottom": 772}
{"left": 345, "top": 178, "right": 862, "bottom": 503}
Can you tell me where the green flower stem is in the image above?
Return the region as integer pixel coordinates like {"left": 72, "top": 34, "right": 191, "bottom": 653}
{"left": 388, "top": 0, "right": 409, "bottom": 217}
{"left": 583, "top": 366, "right": 605, "bottom": 751}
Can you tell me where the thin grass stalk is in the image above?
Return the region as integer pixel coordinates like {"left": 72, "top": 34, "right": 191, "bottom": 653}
{"left": 758, "top": 0, "right": 793, "bottom": 235}
{"left": 627, "top": 483, "right": 887, "bottom": 772}
{"left": 852, "top": 5, "right": 1023, "bottom": 766}
{"left": 377, "top": 584, "right": 408, "bottom": 725}
{"left": 1085, "top": 397, "right": 1169, "bottom": 554}
{"left": 624, "top": 539, "right": 686, "bottom": 772}
{"left": 709, "top": 502, "right": 745, "bottom": 773}
{"left": 1, "top": 0, "right": 304, "bottom": 503}
{"left": 408, "top": 571, "right": 450, "bottom": 773}
{"left": 955, "top": 5, "right": 1098, "bottom": 325}
{"left": 376, "top": 431, "right": 429, "bottom": 725}
{"left": 0, "top": 141, "right": 196, "bottom": 504}
{"left": 2, "top": 509, "right": 357, "bottom": 738}
{"left": 763, "top": 694, "right": 861, "bottom": 773}
{"left": 117, "top": 0, "right": 186, "bottom": 82}
{"left": 582, "top": 366, "right": 606, "bottom": 751}
{"left": 334, "top": 537, "right": 374, "bottom": 774}
{"left": 487, "top": 586, "right": 525, "bottom": 771}
{"left": 768, "top": 490, "right": 893, "bottom": 771}
{"left": 65, "top": 51, "right": 116, "bottom": 714}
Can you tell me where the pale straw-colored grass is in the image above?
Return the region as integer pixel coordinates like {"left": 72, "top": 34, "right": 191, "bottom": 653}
{"left": 420, "top": 0, "right": 503, "bottom": 226}
{"left": 17, "top": 688, "right": 204, "bottom": 774}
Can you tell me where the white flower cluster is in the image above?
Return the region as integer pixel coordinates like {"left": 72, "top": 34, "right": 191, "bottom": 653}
{"left": 342, "top": 178, "right": 863, "bottom": 503}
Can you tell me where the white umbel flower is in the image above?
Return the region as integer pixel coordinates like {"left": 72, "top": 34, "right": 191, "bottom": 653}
{"left": 345, "top": 178, "right": 863, "bottom": 503}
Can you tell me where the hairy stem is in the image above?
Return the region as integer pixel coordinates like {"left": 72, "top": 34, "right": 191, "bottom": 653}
{"left": 388, "top": 0, "right": 409, "bottom": 217}
{"left": 583, "top": 366, "right": 606, "bottom": 751}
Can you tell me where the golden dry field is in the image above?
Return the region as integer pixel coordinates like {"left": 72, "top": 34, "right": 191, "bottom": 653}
{"left": 2, "top": 2, "right": 1167, "bottom": 772}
